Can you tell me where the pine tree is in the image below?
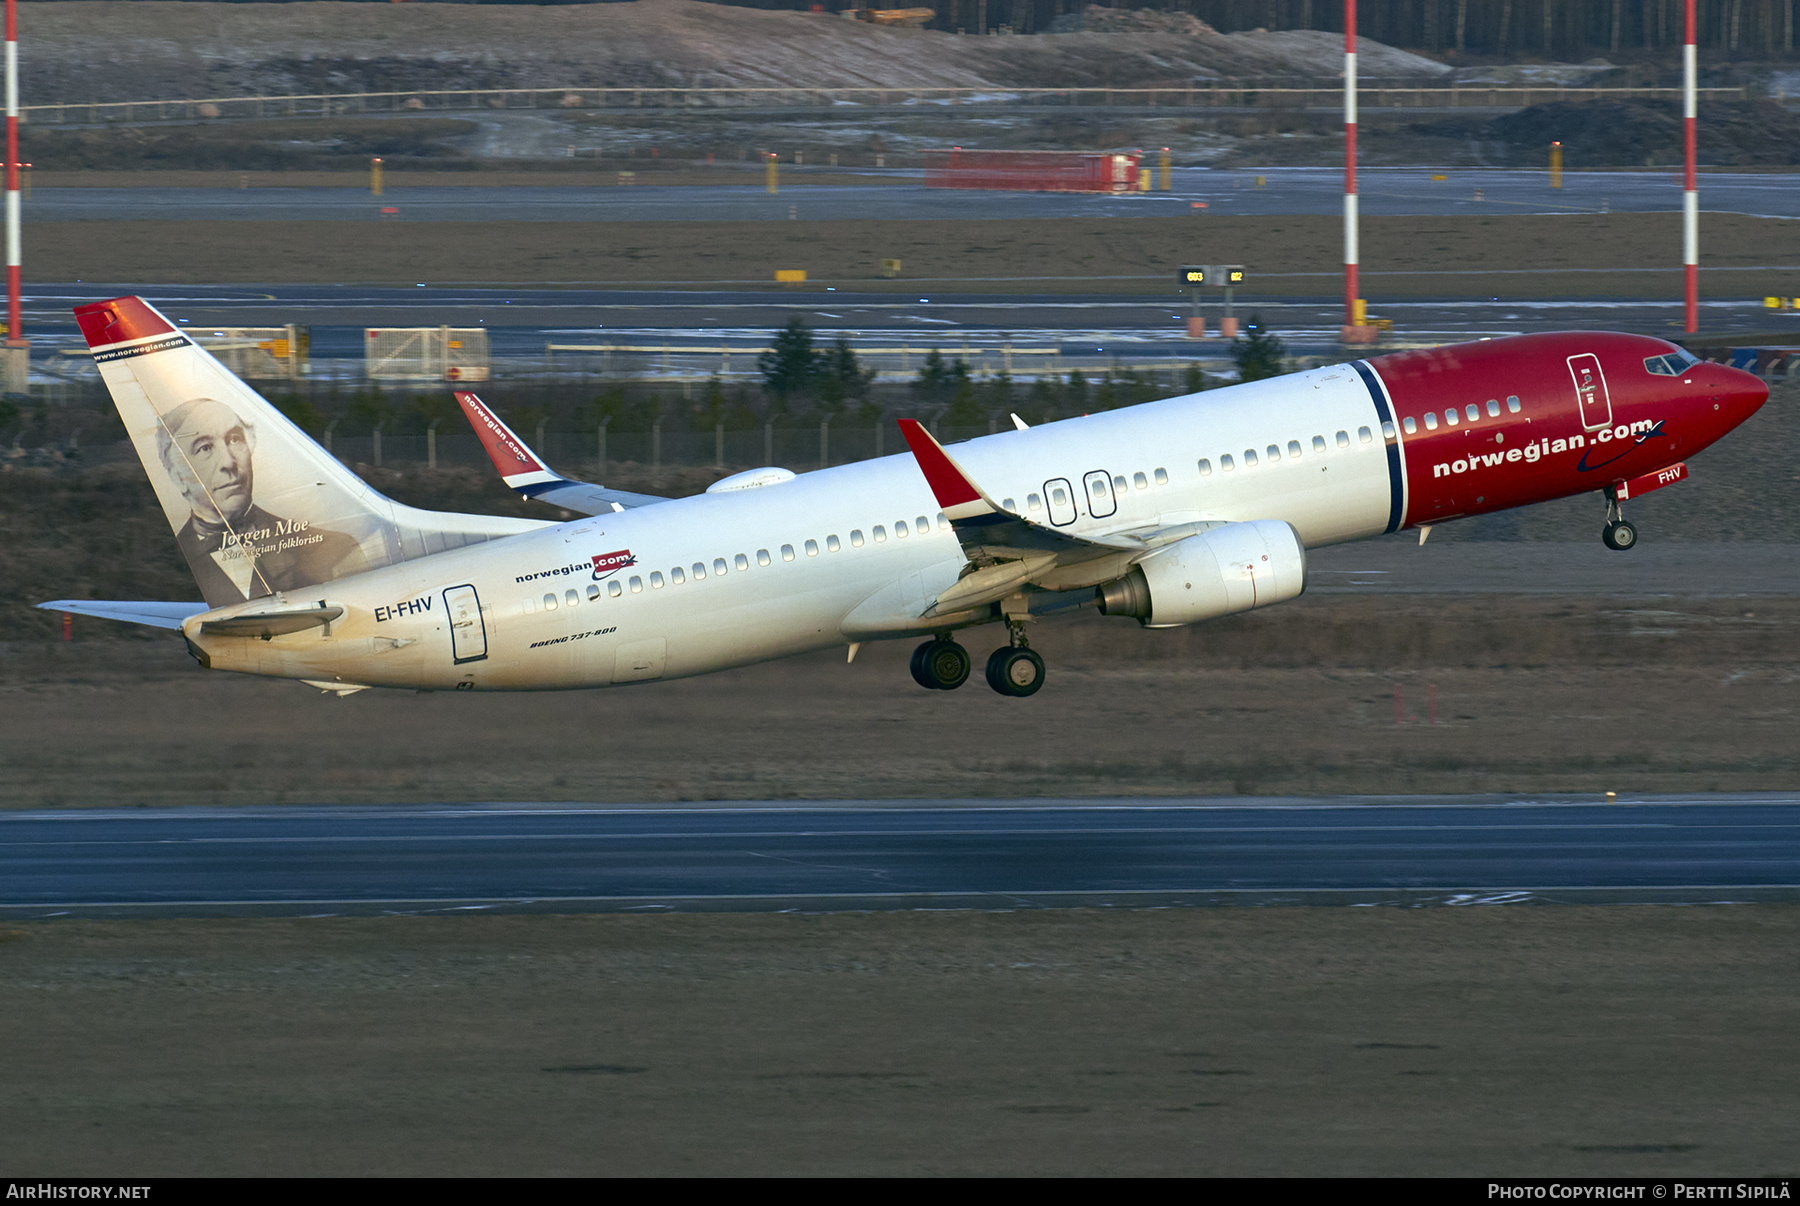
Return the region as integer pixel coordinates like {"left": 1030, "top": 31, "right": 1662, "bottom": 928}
{"left": 759, "top": 316, "right": 818, "bottom": 403}
{"left": 1232, "top": 315, "right": 1288, "bottom": 382}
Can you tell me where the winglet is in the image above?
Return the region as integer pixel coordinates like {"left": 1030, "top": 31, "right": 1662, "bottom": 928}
{"left": 453, "top": 391, "right": 561, "bottom": 489}
{"left": 896, "top": 419, "right": 1005, "bottom": 522}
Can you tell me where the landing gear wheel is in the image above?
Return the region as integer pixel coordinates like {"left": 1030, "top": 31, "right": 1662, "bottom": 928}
{"left": 985, "top": 646, "right": 1046, "bottom": 697}
{"left": 911, "top": 638, "right": 971, "bottom": 690}
{"left": 1602, "top": 519, "right": 1638, "bottom": 551}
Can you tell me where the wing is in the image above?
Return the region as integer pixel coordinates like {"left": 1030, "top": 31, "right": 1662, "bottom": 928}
{"left": 896, "top": 420, "right": 1224, "bottom": 617}
{"left": 38, "top": 600, "right": 209, "bottom": 629}
{"left": 453, "top": 391, "right": 669, "bottom": 515}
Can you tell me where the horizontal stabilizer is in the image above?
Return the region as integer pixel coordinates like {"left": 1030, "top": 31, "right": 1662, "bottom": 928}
{"left": 453, "top": 391, "right": 668, "bottom": 515}
{"left": 37, "top": 600, "right": 208, "bottom": 630}
{"left": 201, "top": 604, "right": 343, "bottom": 639}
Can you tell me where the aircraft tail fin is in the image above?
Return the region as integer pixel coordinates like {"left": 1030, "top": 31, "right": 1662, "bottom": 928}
{"left": 76, "top": 296, "right": 545, "bottom": 608}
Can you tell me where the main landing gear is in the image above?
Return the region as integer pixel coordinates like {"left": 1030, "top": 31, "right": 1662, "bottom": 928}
{"left": 910, "top": 624, "right": 1046, "bottom": 697}
{"left": 1602, "top": 488, "right": 1639, "bottom": 552}
{"left": 910, "top": 636, "right": 971, "bottom": 691}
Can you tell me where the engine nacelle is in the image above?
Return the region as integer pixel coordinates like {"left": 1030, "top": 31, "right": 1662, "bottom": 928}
{"left": 1096, "top": 520, "right": 1306, "bottom": 628}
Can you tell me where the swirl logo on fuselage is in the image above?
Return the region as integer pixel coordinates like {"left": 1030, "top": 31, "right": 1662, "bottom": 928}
{"left": 591, "top": 549, "right": 636, "bottom": 580}
{"left": 1577, "top": 419, "right": 1667, "bottom": 473}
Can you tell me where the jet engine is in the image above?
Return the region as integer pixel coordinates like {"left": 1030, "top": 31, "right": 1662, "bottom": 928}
{"left": 1096, "top": 519, "right": 1306, "bottom": 628}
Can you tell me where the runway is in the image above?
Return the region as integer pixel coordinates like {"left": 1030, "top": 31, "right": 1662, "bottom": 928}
{"left": 28, "top": 168, "right": 1800, "bottom": 222}
{"left": 22, "top": 282, "right": 1788, "bottom": 369}
{"left": 5, "top": 797, "right": 1798, "bottom": 918}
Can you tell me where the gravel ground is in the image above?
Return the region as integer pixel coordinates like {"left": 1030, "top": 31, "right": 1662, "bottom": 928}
{"left": 3, "top": 906, "right": 1796, "bottom": 1175}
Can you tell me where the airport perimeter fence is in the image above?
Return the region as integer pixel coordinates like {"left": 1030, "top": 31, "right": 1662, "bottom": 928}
{"left": 25, "top": 84, "right": 1750, "bottom": 128}
{"left": 22, "top": 422, "right": 1046, "bottom": 482}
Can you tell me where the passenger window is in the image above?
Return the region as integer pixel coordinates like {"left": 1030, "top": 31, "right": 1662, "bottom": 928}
{"left": 1402, "top": 417, "right": 1417, "bottom": 434}
{"left": 608, "top": 580, "right": 623, "bottom": 597}
{"left": 566, "top": 589, "right": 580, "bottom": 607}
{"left": 1424, "top": 413, "right": 1439, "bottom": 430}
{"left": 805, "top": 540, "right": 819, "bottom": 557}
{"left": 757, "top": 549, "right": 771, "bottom": 566}
{"left": 1133, "top": 472, "right": 1148, "bottom": 490}
{"left": 543, "top": 592, "right": 558, "bottom": 611}
{"left": 693, "top": 562, "right": 706, "bottom": 579}
{"left": 1312, "top": 435, "right": 1326, "bottom": 453}
{"left": 1154, "top": 468, "right": 1168, "bottom": 485}
{"left": 873, "top": 526, "right": 887, "bottom": 543}
{"left": 917, "top": 515, "right": 932, "bottom": 532}
{"left": 628, "top": 576, "right": 642, "bottom": 593}
{"left": 1026, "top": 494, "right": 1041, "bottom": 512}
{"left": 714, "top": 558, "right": 729, "bottom": 575}
{"left": 827, "top": 535, "right": 842, "bottom": 552}
{"left": 1288, "top": 440, "right": 1302, "bottom": 458}
{"left": 849, "top": 531, "right": 864, "bottom": 548}
{"left": 1506, "top": 395, "right": 1522, "bottom": 413}
{"left": 1465, "top": 404, "right": 1480, "bottom": 422}
{"left": 1221, "top": 454, "right": 1235, "bottom": 471}
{"left": 895, "top": 521, "right": 909, "bottom": 538}
{"left": 649, "top": 572, "right": 664, "bottom": 589}
{"left": 586, "top": 583, "right": 600, "bottom": 601}
{"left": 1198, "top": 458, "right": 1212, "bottom": 476}
{"left": 1267, "top": 444, "right": 1281, "bottom": 461}
{"left": 936, "top": 513, "right": 948, "bottom": 528}
{"left": 671, "top": 567, "right": 686, "bottom": 585}
{"left": 1486, "top": 399, "right": 1501, "bottom": 417}
{"left": 1051, "top": 486, "right": 1068, "bottom": 505}
{"left": 1443, "top": 409, "right": 1458, "bottom": 427}
{"left": 781, "top": 544, "right": 795, "bottom": 561}
{"left": 1113, "top": 475, "right": 1128, "bottom": 492}
{"left": 1001, "top": 499, "right": 1015, "bottom": 512}
{"left": 1244, "top": 449, "right": 1259, "bottom": 466}
{"left": 736, "top": 553, "right": 750, "bottom": 570}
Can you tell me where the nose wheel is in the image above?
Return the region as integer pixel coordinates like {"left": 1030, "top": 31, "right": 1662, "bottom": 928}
{"left": 910, "top": 637, "right": 971, "bottom": 690}
{"left": 1602, "top": 489, "right": 1638, "bottom": 551}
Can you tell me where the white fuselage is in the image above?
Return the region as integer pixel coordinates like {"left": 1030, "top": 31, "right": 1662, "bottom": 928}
{"left": 188, "top": 366, "right": 1396, "bottom": 690}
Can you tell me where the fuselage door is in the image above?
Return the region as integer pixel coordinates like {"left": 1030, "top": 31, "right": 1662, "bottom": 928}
{"left": 1044, "top": 478, "right": 1078, "bottom": 526}
{"left": 443, "top": 584, "right": 488, "bottom": 664}
{"left": 1568, "top": 353, "right": 1613, "bottom": 431}
{"left": 1083, "top": 470, "right": 1117, "bottom": 519}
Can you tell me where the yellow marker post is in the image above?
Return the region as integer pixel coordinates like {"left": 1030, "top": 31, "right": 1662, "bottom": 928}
{"left": 1352, "top": 298, "right": 1367, "bottom": 326}
{"left": 766, "top": 153, "right": 779, "bottom": 194}
{"left": 879, "top": 258, "right": 902, "bottom": 278}
{"left": 371, "top": 157, "right": 383, "bottom": 196}
{"left": 1138, "top": 168, "right": 1151, "bottom": 192}
{"left": 775, "top": 269, "right": 807, "bottom": 285}
{"left": 1159, "top": 147, "right": 1171, "bottom": 191}
{"left": 1549, "top": 141, "right": 1563, "bottom": 189}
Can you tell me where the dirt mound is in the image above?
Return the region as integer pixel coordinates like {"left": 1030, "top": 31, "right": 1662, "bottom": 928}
{"left": 1480, "top": 98, "right": 1800, "bottom": 166}
{"left": 18, "top": 0, "right": 1450, "bottom": 104}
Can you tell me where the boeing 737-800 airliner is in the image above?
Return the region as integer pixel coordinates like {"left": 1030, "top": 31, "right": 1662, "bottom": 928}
{"left": 42, "top": 296, "right": 1767, "bottom": 697}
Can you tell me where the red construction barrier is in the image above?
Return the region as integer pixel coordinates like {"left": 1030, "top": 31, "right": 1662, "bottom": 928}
{"left": 923, "top": 149, "right": 1143, "bottom": 194}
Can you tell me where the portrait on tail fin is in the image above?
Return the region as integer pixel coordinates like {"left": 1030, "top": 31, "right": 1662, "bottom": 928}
{"left": 155, "top": 396, "right": 368, "bottom": 605}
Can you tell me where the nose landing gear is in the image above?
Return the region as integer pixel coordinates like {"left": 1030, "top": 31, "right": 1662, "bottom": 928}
{"left": 1602, "top": 488, "right": 1638, "bottom": 551}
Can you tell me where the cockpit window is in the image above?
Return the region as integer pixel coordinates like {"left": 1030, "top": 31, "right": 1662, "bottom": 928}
{"left": 1648, "top": 348, "right": 1702, "bottom": 375}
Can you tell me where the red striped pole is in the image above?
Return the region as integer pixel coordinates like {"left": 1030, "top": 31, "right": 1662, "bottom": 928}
{"left": 1682, "top": 0, "right": 1698, "bottom": 334}
{"left": 1344, "top": 0, "right": 1358, "bottom": 327}
{"left": 5, "top": 0, "right": 19, "bottom": 350}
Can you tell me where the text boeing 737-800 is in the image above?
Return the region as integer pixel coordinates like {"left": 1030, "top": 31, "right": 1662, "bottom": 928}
{"left": 40, "top": 296, "right": 1767, "bottom": 697}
